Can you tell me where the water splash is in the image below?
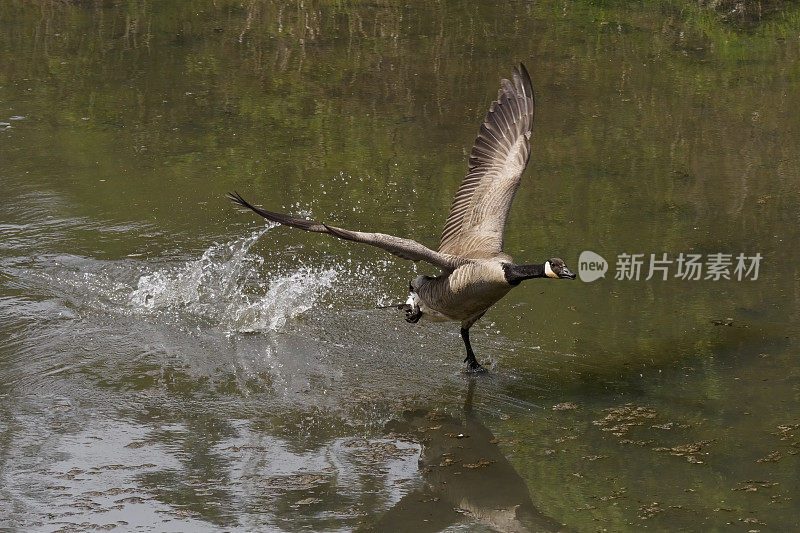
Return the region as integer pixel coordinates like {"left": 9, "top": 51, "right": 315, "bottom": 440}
{"left": 226, "top": 267, "right": 337, "bottom": 333}
{"left": 129, "top": 228, "right": 337, "bottom": 333}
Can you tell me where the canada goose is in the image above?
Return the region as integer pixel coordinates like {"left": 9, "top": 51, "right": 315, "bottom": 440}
{"left": 228, "top": 63, "right": 575, "bottom": 372}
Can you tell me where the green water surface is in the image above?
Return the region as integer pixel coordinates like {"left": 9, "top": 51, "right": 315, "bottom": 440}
{"left": 1, "top": 1, "right": 799, "bottom": 531}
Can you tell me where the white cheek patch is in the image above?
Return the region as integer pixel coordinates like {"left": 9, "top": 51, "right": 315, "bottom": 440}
{"left": 406, "top": 292, "right": 420, "bottom": 307}
{"left": 544, "top": 261, "right": 559, "bottom": 278}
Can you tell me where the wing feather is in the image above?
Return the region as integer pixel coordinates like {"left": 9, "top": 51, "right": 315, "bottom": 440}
{"left": 438, "top": 63, "right": 535, "bottom": 259}
{"left": 227, "top": 192, "right": 466, "bottom": 273}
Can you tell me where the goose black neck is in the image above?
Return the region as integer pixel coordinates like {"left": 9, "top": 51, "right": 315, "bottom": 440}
{"left": 503, "top": 263, "right": 546, "bottom": 286}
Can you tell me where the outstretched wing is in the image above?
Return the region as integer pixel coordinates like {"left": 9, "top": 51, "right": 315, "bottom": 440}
{"left": 227, "top": 192, "right": 467, "bottom": 273}
{"left": 438, "top": 63, "right": 535, "bottom": 259}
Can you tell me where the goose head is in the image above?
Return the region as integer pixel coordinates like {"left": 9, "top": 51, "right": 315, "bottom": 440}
{"left": 544, "top": 257, "right": 576, "bottom": 279}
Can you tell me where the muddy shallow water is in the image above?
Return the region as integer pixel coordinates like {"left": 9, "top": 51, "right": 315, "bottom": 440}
{"left": 1, "top": 1, "right": 799, "bottom": 531}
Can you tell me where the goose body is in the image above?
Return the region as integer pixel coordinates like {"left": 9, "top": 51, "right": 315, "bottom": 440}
{"left": 412, "top": 259, "right": 511, "bottom": 324}
{"left": 229, "top": 63, "right": 575, "bottom": 371}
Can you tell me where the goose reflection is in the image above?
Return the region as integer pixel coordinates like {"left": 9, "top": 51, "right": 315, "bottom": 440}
{"left": 363, "top": 380, "right": 567, "bottom": 532}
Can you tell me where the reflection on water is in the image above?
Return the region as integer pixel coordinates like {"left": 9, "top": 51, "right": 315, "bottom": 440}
{"left": 369, "top": 379, "right": 566, "bottom": 532}
{"left": 1, "top": 0, "right": 799, "bottom": 531}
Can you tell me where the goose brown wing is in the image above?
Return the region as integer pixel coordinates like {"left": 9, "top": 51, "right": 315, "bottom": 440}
{"left": 438, "top": 64, "right": 535, "bottom": 259}
{"left": 227, "top": 192, "right": 466, "bottom": 273}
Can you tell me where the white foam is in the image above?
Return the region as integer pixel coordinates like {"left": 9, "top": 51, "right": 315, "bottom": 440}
{"left": 129, "top": 228, "right": 337, "bottom": 333}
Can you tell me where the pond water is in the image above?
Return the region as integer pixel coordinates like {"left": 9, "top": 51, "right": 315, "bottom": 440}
{"left": 1, "top": 1, "right": 799, "bottom": 531}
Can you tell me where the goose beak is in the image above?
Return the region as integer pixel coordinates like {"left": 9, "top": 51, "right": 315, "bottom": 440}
{"left": 559, "top": 267, "right": 576, "bottom": 280}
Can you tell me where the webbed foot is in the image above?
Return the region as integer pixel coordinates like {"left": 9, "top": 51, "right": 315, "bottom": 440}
{"left": 405, "top": 287, "right": 421, "bottom": 323}
{"left": 465, "top": 362, "right": 487, "bottom": 373}
{"left": 464, "top": 355, "right": 487, "bottom": 373}
{"left": 405, "top": 307, "right": 422, "bottom": 323}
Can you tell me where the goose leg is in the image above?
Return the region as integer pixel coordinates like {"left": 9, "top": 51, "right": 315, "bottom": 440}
{"left": 460, "top": 328, "right": 485, "bottom": 372}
